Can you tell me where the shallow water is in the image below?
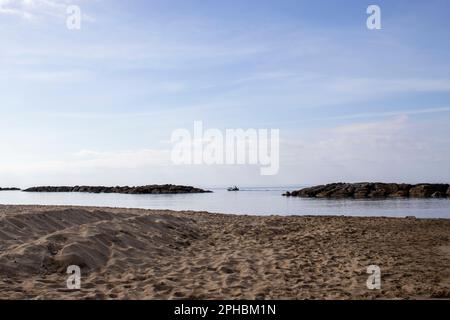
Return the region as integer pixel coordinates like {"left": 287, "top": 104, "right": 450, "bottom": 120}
{"left": 0, "top": 187, "right": 449, "bottom": 218}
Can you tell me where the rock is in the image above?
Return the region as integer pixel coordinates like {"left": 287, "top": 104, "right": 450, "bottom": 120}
{"left": 391, "top": 190, "right": 409, "bottom": 198}
{"left": 329, "top": 184, "right": 355, "bottom": 198}
{"left": 409, "top": 184, "right": 448, "bottom": 198}
{"left": 23, "top": 185, "right": 212, "bottom": 194}
{"left": 409, "top": 185, "right": 432, "bottom": 198}
{"left": 389, "top": 184, "right": 411, "bottom": 198}
{"left": 316, "top": 190, "right": 334, "bottom": 198}
{"left": 285, "top": 183, "right": 449, "bottom": 199}
{"left": 0, "top": 187, "right": 21, "bottom": 191}
{"left": 369, "top": 189, "right": 387, "bottom": 198}
{"left": 354, "top": 183, "right": 370, "bottom": 198}
{"left": 431, "top": 191, "right": 445, "bottom": 198}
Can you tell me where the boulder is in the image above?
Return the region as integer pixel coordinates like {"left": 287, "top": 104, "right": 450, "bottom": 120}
{"left": 354, "top": 183, "right": 370, "bottom": 198}
{"left": 390, "top": 184, "right": 411, "bottom": 197}
{"left": 409, "top": 184, "right": 448, "bottom": 198}
{"left": 409, "top": 185, "right": 432, "bottom": 198}
{"left": 431, "top": 192, "right": 445, "bottom": 198}
{"left": 369, "top": 189, "right": 387, "bottom": 198}
{"left": 390, "top": 190, "right": 409, "bottom": 198}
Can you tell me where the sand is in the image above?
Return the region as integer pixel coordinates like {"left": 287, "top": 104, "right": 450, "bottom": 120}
{"left": 0, "top": 204, "right": 449, "bottom": 300}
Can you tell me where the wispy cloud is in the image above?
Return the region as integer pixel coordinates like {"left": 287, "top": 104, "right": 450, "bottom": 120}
{"left": 1, "top": 1, "right": 450, "bottom": 186}
{"left": 0, "top": 148, "right": 172, "bottom": 174}
{"left": 0, "top": 0, "right": 92, "bottom": 21}
{"left": 233, "top": 72, "right": 296, "bottom": 85}
{"left": 44, "top": 103, "right": 229, "bottom": 120}
{"left": 332, "top": 106, "right": 450, "bottom": 120}
{"left": 327, "top": 78, "right": 450, "bottom": 95}
{"left": 280, "top": 115, "right": 450, "bottom": 183}
{"left": 0, "top": 0, "right": 67, "bottom": 20}
{"left": 10, "top": 69, "right": 91, "bottom": 82}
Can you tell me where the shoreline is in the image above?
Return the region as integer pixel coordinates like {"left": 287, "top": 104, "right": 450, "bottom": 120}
{"left": 1, "top": 205, "right": 450, "bottom": 299}
{"left": 1, "top": 203, "right": 450, "bottom": 220}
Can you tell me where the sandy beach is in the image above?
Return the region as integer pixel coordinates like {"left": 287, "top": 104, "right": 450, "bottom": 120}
{"left": 0, "top": 204, "right": 449, "bottom": 300}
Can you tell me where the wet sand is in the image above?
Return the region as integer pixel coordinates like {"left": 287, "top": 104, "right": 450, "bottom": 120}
{"left": 0, "top": 205, "right": 449, "bottom": 299}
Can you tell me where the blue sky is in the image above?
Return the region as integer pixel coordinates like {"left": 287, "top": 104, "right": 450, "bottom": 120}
{"left": 1, "top": 0, "right": 450, "bottom": 187}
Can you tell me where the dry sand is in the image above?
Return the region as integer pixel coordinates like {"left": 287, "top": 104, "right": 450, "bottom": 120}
{"left": 0, "top": 204, "right": 449, "bottom": 300}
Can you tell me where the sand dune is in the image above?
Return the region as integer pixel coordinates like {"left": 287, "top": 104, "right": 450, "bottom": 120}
{"left": 0, "top": 205, "right": 449, "bottom": 299}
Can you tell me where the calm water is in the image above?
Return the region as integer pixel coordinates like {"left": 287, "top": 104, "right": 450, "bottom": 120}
{"left": 0, "top": 187, "right": 450, "bottom": 218}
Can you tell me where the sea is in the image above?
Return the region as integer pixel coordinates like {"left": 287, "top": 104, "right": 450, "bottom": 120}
{"left": 1, "top": 186, "right": 450, "bottom": 218}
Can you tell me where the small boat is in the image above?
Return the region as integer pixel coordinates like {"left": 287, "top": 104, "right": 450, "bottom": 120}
{"left": 227, "top": 186, "right": 239, "bottom": 192}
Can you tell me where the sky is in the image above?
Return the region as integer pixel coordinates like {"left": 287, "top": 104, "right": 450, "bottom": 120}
{"left": 1, "top": 0, "right": 450, "bottom": 188}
